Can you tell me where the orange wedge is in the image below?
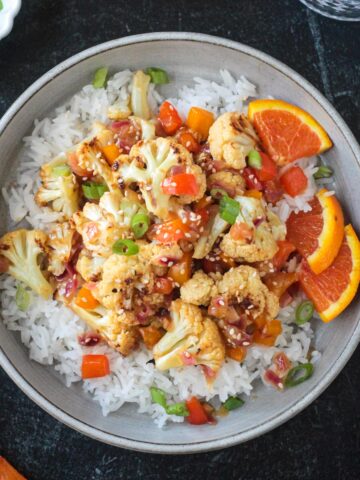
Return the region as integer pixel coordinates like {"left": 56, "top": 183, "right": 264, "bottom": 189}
{"left": 299, "top": 224, "right": 360, "bottom": 322}
{"left": 286, "top": 189, "right": 344, "bottom": 274}
{"left": 248, "top": 99, "right": 332, "bottom": 165}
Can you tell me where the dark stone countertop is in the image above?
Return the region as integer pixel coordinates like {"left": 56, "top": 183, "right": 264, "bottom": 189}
{"left": 0, "top": 1, "right": 359, "bottom": 478}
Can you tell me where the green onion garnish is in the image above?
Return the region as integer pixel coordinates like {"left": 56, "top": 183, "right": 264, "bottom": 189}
{"left": 210, "top": 188, "right": 228, "bottom": 200}
{"left": 150, "top": 387, "right": 167, "bottom": 408}
{"left": 131, "top": 212, "right": 150, "bottom": 239}
{"left": 52, "top": 164, "right": 71, "bottom": 177}
{"left": 166, "top": 402, "right": 189, "bottom": 417}
{"left": 248, "top": 150, "right": 262, "bottom": 169}
{"left": 145, "top": 67, "right": 169, "bottom": 85}
{"left": 15, "top": 284, "right": 31, "bottom": 312}
{"left": 314, "top": 165, "right": 333, "bottom": 179}
{"left": 223, "top": 396, "right": 245, "bottom": 411}
{"left": 295, "top": 300, "right": 314, "bottom": 325}
{"left": 112, "top": 239, "right": 139, "bottom": 256}
{"left": 82, "top": 182, "right": 109, "bottom": 200}
{"left": 285, "top": 363, "right": 314, "bottom": 387}
{"left": 219, "top": 196, "right": 240, "bottom": 224}
{"left": 0, "top": 1, "right": 4, "bottom": 12}
{"left": 93, "top": 67, "right": 108, "bottom": 89}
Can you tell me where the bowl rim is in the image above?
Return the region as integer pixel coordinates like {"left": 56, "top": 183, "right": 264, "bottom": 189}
{"left": 0, "top": 31, "right": 359, "bottom": 454}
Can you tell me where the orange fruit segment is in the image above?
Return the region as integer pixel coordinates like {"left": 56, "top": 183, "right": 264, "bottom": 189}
{"left": 299, "top": 224, "right": 360, "bottom": 322}
{"left": 286, "top": 188, "right": 344, "bottom": 274}
{"left": 248, "top": 99, "right": 333, "bottom": 165}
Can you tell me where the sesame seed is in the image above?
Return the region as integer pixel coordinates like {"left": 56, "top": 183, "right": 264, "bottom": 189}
{"left": 242, "top": 341, "right": 250, "bottom": 346}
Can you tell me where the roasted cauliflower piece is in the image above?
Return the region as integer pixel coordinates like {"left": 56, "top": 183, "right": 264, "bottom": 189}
{"left": 131, "top": 70, "right": 152, "bottom": 120}
{"left": 0, "top": 229, "right": 54, "bottom": 299}
{"left": 193, "top": 210, "right": 229, "bottom": 259}
{"left": 108, "top": 97, "right": 132, "bottom": 120}
{"left": 208, "top": 112, "right": 259, "bottom": 170}
{"left": 47, "top": 221, "right": 76, "bottom": 276}
{"left": 141, "top": 242, "right": 183, "bottom": 267}
{"left": 35, "top": 156, "right": 80, "bottom": 219}
{"left": 216, "top": 265, "right": 279, "bottom": 320}
{"left": 207, "top": 171, "right": 245, "bottom": 198}
{"left": 72, "top": 201, "right": 129, "bottom": 257}
{"left": 180, "top": 271, "right": 217, "bottom": 306}
{"left": 70, "top": 302, "right": 139, "bottom": 356}
{"left": 153, "top": 299, "right": 225, "bottom": 379}
{"left": 119, "top": 137, "right": 206, "bottom": 219}
{"left": 220, "top": 196, "right": 284, "bottom": 263}
{"left": 76, "top": 249, "right": 105, "bottom": 282}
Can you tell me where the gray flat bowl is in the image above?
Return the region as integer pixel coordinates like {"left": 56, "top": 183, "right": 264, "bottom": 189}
{"left": 0, "top": 33, "right": 359, "bottom": 454}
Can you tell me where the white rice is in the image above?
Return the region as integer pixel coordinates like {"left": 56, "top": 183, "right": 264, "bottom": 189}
{"left": 0, "top": 70, "right": 319, "bottom": 427}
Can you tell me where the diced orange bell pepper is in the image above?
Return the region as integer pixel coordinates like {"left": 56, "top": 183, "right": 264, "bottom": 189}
{"left": 158, "top": 101, "right": 183, "bottom": 135}
{"left": 75, "top": 287, "right": 99, "bottom": 310}
{"left": 153, "top": 277, "right": 174, "bottom": 295}
{"left": 139, "top": 325, "right": 165, "bottom": 349}
{"left": 179, "top": 131, "right": 201, "bottom": 153}
{"left": 168, "top": 251, "right": 192, "bottom": 285}
{"left": 154, "top": 217, "right": 190, "bottom": 243}
{"left": 244, "top": 189, "right": 263, "bottom": 200}
{"left": 272, "top": 240, "right": 296, "bottom": 270}
{"left": 81, "top": 354, "right": 110, "bottom": 379}
{"left": 0, "top": 457, "right": 27, "bottom": 480}
{"left": 186, "top": 107, "right": 215, "bottom": 141}
{"left": 264, "top": 319, "right": 282, "bottom": 336}
{"left": 102, "top": 143, "right": 120, "bottom": 165}
{"left": 226, "top": 346, "right": 247, "bottom": 362}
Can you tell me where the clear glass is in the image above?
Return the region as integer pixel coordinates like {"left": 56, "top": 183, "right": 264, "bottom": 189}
{"left": 299, "top": 0, "right": 360, "bottom": 21}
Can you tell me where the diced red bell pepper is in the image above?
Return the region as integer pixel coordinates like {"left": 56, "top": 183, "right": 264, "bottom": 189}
{"left": 280, "top": 166, "right": 308, "bottom": 197}
{"left": 81, "top": 354, "right": 110, "bottom": 379}
{"left": 162, "top": 173, "right": 199, "bottom": 196}
{"left": 272, "top": 240, "right": 296, "bottom": 270}
{"left": 253, "top": 152, "right": 277, "bottom": 182}
{"left": 158, "top": 101, "right": 183, "bottom": 135}
{"left": 153, "top": 277, "right": 174, "bottom": 295}
{"left": 178, "top": 131, "right": 201, "bottom": 153}
{"left": 186, "top": 396, "right": 209, "bottom": 425}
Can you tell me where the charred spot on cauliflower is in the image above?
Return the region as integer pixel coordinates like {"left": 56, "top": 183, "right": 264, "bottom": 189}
{"left": 153, "top": 299, "right": 225, "bottom": 379}
{"left": 35, "top": 155, "right": 80, "bottom": 219}
{"left": 180, "top": 270, "right": 217, "bottom": 306}
{"left": 0, "top": 229, "right": 54, "bottom": 299}
{"left": 47, "top": 221, "right": 76, "bottom": 276}
{"left": 208, "top": 112, "right": 259, "bottom": 170}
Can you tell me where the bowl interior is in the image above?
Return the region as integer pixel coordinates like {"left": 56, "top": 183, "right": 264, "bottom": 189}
{"left": 0, "top": 35, "right": 359, "bottom": 452}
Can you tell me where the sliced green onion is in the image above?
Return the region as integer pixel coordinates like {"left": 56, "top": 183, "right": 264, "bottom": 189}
{"left": 82, "top": 182, "right": 109, "bottom": 200}
{"left": 223, "top": 396, "right": 245, "bottom": 411}
{"left": 285, "top": 363, "right": 314, "bottom": 387}
{"left": 52, "top": 164, "right": 71, "bottom": 177}
{"left": 112, "top": 239, "right": 139, "bottom": 256}
{"left": 93, "top": 67, "right": 108, "bottom": 89}
{"left": 247, "top": 150, "right": 262, "bottom": 169}
{"left": 314, "top": 165, "right": 333, "bottom": 179}
{"left": 145, "top": 67, "right": 169, "bottom": 85}
{"left": 0, "top": 1, "right": 4, "bottom": 12}
{"left": 166, "top": 402, "right": 189, "bottom": 417}
{"left": 219, "top": 196, "right": 240, "bottom": 224}
{"left": 15, "top": 284, "right": 31, "bottom": 312}
{"left": 131, "top": 212, "right": 150, "bottom": 239}
{"left": 295, "top": 300, "right": 314, "bottom": 325}
{"left": 210, "top": 188, "right": 228, "bottom": 200}
{"left": 150, "top": 387, "right": 167, "bottom": 407}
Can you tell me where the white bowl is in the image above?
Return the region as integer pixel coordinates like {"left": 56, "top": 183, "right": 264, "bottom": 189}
{"left": 0, "top": 33, "right": 359, "bottom": 453}
{"left": 0, "top": 0, "right": 21, "bottom": 40}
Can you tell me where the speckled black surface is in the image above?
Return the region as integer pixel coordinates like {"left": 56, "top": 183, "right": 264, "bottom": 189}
{"left": 0, "top": 1, "right": 360, "bottom": 478}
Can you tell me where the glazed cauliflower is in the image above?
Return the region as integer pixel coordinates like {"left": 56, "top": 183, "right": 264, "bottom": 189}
{"left": 47, "top": 221, "right": 76, "bottom": 276}
{"left": 70, "top": 301, "right": 139, "bottom": 356}
{"left": 72, "top": 200, "right": 129, "bottom": 257}
{"left": 216, "top": 265, "right": 279, "bottom": 320}
{"left": 119, "top": 137, "right": 206, "bottom": 219}
{"left": 0, "top": 229, "right": 53, "bottom": 299}
{"left": 141, "top": 241, "right": 183, "bottom": 267}
{"left": 35, "top": 156, "right": 80, "bottom": 219}
{"left": 76, "top": 249, "right": 105, "bottom": 282}
{"left": 180, "top": 271, "right": 217, "bottom": 306}
{"left": 220, "top": 196, "right": 285, "bottom": 263}
{"left": 131, "top": 70, "right": 152, "bottom": 120}
{"left": 207, "top": 171, "right": 245, "bottom": 198}
{"left": 193, "top": 210, "right": 229, "bottom": 259}
{"left": 153, "top": 299, "right": 225, "bottom": 379}
{"left": 208, "top": 112, "right": 259, "bottom": 170}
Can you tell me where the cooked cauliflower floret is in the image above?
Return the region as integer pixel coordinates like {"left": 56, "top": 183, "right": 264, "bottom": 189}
{"left": 193, "top": 210, "right": 229, "bottom": 259}
{"left": 180, "top": 271, "right": 217, "bottom": 306}
{"left": 220, "top": 196, "right": 284, "bottom": 263}
{"left": 70, "top": 302, "right": 139, "bottom": 356}
{"left": 141, "top": 242, "right": 183, "bottom": 267}
{"left": 216, "top": 265, "right": 279, "bottom": 319}
{"left": 131, "top": 70, "right": 152, "bottom": 120}
{"left": 207, "top": 171, "right": 245, "bottom": 198}
{"left": 119, "top": 137, "right": 205, "bottom": 219}
{"left": 76, "top": 249, "right": 105, "bottom": 282}
{"left": 108, "top": 98, "right": 132, "bottom": 120}
{"left": 35, "top": 156, "right": 80, "bottom": 219}
{"left": 0, "top": 229, "right": 53, "bottom": 299}
{"left": 153, "top": 299, "right": 225, "bottom": 379}
{"left": 73, "top": 201, "right": 129, "bottom": 257}
{"left": 47, "top": 221, "right": 76, "bottom": 276}
{"left": 208, "top": 112, "right": 259, "bottom": 170}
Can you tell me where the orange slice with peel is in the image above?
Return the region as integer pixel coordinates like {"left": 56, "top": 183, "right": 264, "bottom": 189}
{"left": 248, "top": 99, "right": 332, "bottom": 165}
{"left": 299, "top": 224, "right": 360, "bottom": 322}
{"left": 286, "top": 188, "right": 344, "bottom": 274}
